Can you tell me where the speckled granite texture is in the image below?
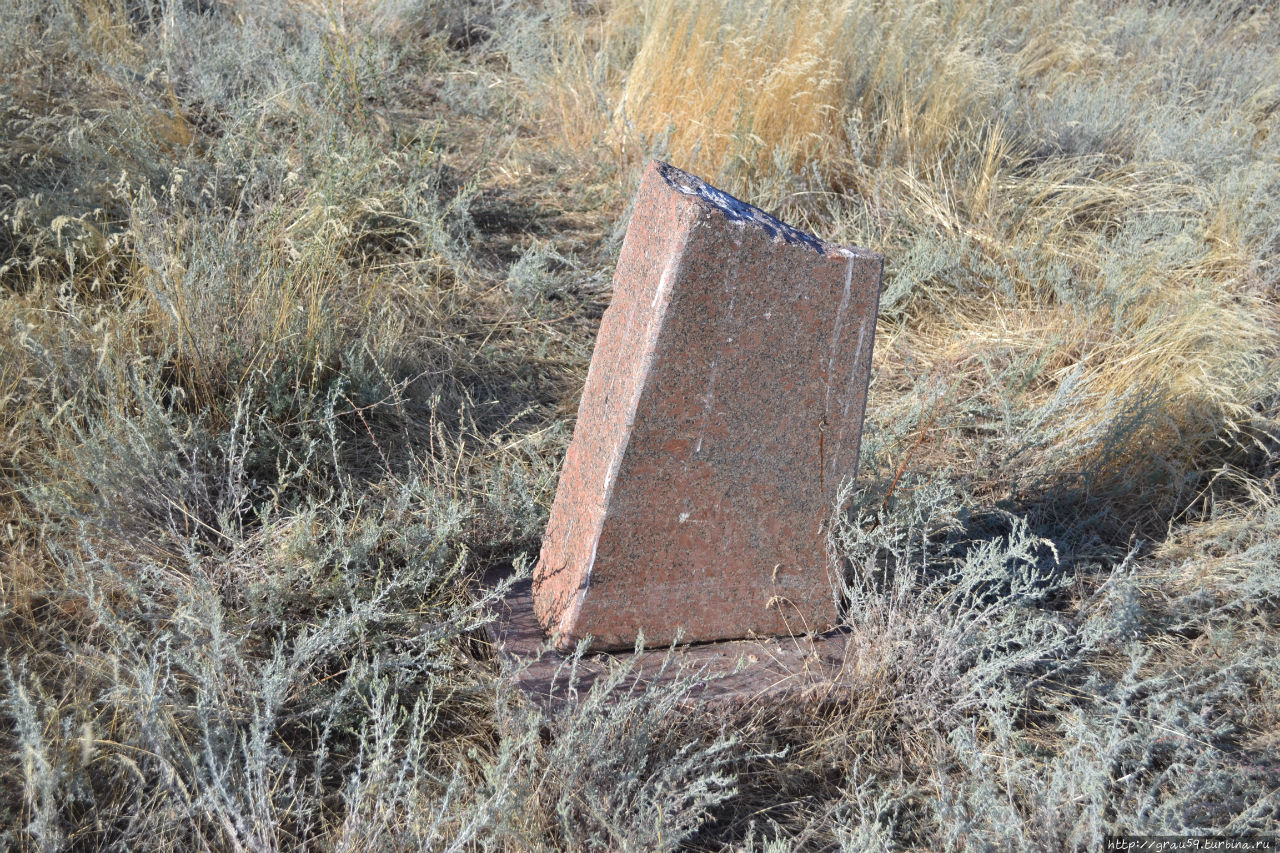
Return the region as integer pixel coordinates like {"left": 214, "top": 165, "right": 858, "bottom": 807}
{"left": 533, "top": 160, "right": 882, "bottom": 652}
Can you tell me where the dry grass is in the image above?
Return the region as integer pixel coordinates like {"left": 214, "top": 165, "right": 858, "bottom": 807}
{"left": 532, "top": 0, "right": 1278, "bottom": 523}
{"left": 2, "top": 0, "right": 1278, "bottom": 848}
{"left": 611, "top": 0, "right": 852, "bottom": 178}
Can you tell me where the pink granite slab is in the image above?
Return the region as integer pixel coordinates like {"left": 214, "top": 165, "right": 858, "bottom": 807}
{"left": 534, "top": 161, "right": 882, "bottom": 652}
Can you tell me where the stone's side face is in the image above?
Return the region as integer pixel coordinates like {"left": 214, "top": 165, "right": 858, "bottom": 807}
{"left": 533, "top": 161, "right": 883, "bottom": 652}
{"left": 531, "top": 173, "right": 694, "bottom": 643}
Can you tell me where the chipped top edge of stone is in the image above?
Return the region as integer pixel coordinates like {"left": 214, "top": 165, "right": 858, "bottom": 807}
{"left": 654, "top": 161, "right": 880, "bottom": 260}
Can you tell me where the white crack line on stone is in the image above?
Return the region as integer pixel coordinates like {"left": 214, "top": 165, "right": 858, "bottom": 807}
{"left": 824, "top": 257, "right": 856, "bottom": 422}
{"left": 832, "top": 312, "right": 872, "bottom": 470}
{"left": 709, "top": 253, "right": 742, "bottom": 556}
{"left": 695, "top": 357, "right": 719, "bottom": 456}
{"left": 694, "top": 248, "right": 739, "bottom": 457}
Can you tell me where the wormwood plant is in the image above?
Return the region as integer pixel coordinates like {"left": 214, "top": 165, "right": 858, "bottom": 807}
{"left": 5, "top": 481, "right": 513, "bottom": 850}
{"left": 483, "top": 646, "right": 750, "bottom": 851}
{"left": 811, "top": 475, "right": 1277, "bottom": 848}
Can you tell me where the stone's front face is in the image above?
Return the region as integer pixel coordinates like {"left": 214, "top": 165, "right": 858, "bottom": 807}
{"left": 533, "top": 161, "right": 883, "bottom": 652}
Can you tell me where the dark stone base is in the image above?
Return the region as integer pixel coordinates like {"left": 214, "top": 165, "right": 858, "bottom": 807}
{"left": 480, "top": 567, "right": 856, "bottom": 714}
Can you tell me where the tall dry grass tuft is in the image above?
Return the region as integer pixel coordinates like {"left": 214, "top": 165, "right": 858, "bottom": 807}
{"left": 611, "top": 0, "right": 853, "bottom": 180}
{"left": 538, "top": 0, "right": 1009, "bottom": 193}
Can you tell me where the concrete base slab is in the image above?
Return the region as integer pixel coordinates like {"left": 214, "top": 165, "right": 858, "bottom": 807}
{"left": 481, "top": 567, "right": 856, "bottom": 714}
